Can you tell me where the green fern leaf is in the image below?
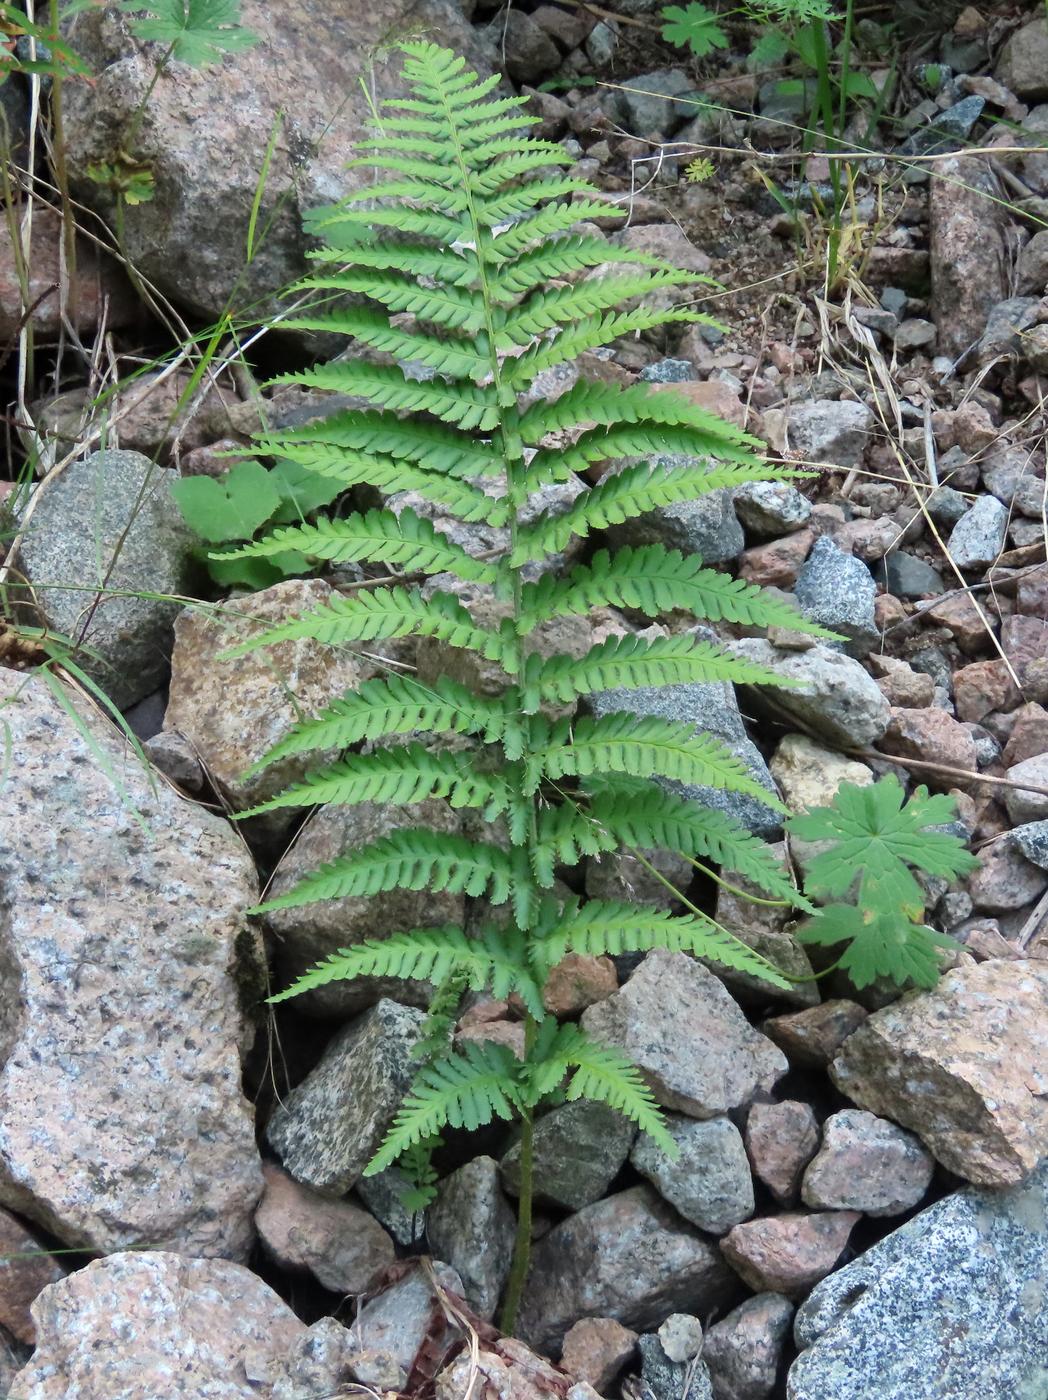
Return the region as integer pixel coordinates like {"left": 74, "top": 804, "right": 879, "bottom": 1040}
{"left": 269, "top": 362, "right": 500, "bottom": 431}
{"left": 280, "top": 308, "right": 489, "bottom": 380}
{"left": 211, "top": 508, "right": 497, "bottom": 583}
{"left": 468, "top": 147, "right": 574, "bottom": 192}
{"left": 302, "top": 271, "right": 483, "bottom": 333}
{"left": 258, "top": 411, "right": 502, "bottom": 479}
{"left": 504, "top": 308, "right": 712, "bottom": 383}
{"left": 366, "top": 1041, "right": 524, "bottom": 1175}
{"left": 489, "top": 238, "right": 665, "bottom": 300}
{"left": 307, "top": 240, "right": 481, "bottom": 288}
{"left": 522, "top": 422, "right": 764, "bottom": 491}
{"left": 532, "top": 804, "right": 619, "bottom": 886}
{"left": 518, "top": 547, "right": 838, "bottom": 638}
{"left": 478, "top": 201, "right": 628, "bottom": 262}
{"left": 499, "top": 269, "right": 713, "bottom": 345}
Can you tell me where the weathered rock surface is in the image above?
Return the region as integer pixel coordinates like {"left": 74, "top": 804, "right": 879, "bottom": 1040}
{"left": 0, "top": 671, "right": 261, "bottom": 1258}
{"left": 561, "top": 1317, "right": 638, "bottom": 1391}
{"left": 830, "top": 959, "right": 1048, "bottom": 1186}
{"left": 61, "top": 2, "right": 491, "bottom": 319}
{"left": 631, "top": 1114, "right": 754, "bottom": 1234}
{"left": 0, "top": 1210, "right": 65, "bottom": 1345}
{"left": 771, "top": 400, "right": 872, "bottom": 470}
{"left": 745, "top": 1102, "right": 820, "bottom": 1205}
{"left": 581, "top": 950, "right": 788, "bottom": 1118}
{"left": 264, "top": 800, "right": 463, "bottom": 1017}
{"left": 704, "top": 1292, "right": 794, "bottom": 1400}
{"left": 353, "top": 1261, "right": 464, "bottom": 1374}
{"left": 769, "top": 735, "right": 873, "bottom": 814}
{"left": 501, "top": 1099, "right": 636, "bottom": 1211}
{"left": 930, "top": 156, "right": 1009, "bottom": 358}
{"left": 7, "top": 1252, "right": 305, "bottom": 1399}
{"left": 427, "top": 1156, "right": 515, "bottom": 1321}
{"left": 729, "top": 641, "right": 891, "bottom": 748}
{"left": 164, "top": 579, "right": 380, "bottom": 832}
{"left": 517, "top": 1185, "right": 736, "bottom": 1355}
{"left": 793, "top": 537, "right": 877, "bottom": 655}
{"left": 788, "top": 1161, "right": 1048, "bottom": 1399}
{"left": 721, "top": 1212, "right": 860, "bottom": 1300}
{"left": 437, "top": 1336, "right": 574, "bottom": 1400}
{"left": 255, "top": 1163, "right": 394, "bottom": 1295}
{"left": 762, "top": 1001, "right": 868, "bottom": 1068}
{"left": 12, "top": 450, "right": 197, "bottom": 708}
{"left": 800, "top": 1110, "right": 934, "bottom": 1217}
{"left": 266, "top": 1000, "right": 424, "bottom": 1196}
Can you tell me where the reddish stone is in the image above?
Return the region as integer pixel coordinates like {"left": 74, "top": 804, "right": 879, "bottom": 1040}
{"left": 869, "top": 656, "right": 935, "bottom": 708}
{"left": 953, "top": 660, "right": 1023, "bottom": 722}
{"left": 873, "top": 593, "right": 909, "bottom": 632}
{"left": 650, "top": 379, "right": 749, "bottom": 431}
{"left": 762, "top": 1000, "right": 869, "bottom": 1068}
{"left": 560, "top": 1318, "right": 638, "bottom": 1390}
{"left": 0, "top": 1209, "right": 66, "bottom": 1344}
{"left": 1001, "top": 615, "right": 1048, "bottom": 698}
{"left": 745, "top": 1101, "right": 820, "bottom": 1204}
{"left": 1003, "top": 703, "right": 1048, "bottom": 765}
{"left": 1016, "top": 566, "right": 1048, "bottom": 617}
{"left": 543, "top": 954, "right": 618, "bottom": 1018}
{"left": 739, "top": 531, "right": 813, "bottom": 587}
{"left": 881, "top": 707, "right": 978, "bottom": 784}
{"left": 926, "top": 593, "right": 997, "bottom": 654}
{"left": 720, "top": 1211, "right": 860, "bottom": 1299}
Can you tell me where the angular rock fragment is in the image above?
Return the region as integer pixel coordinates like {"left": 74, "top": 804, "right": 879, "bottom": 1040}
{"left": 427, "top": 1156, "right": 515, "bottom": 1321}
{"left": 800, "top": 1110, "right": 934, "bottom": 1217}
{"left": 721, "top": 1212, "right": 860, "bottom": 1300}
{"left": 745, "top": 1102, "right": 820, "bottom": 1205}
{"left": 704, "top": 1292, "right": 794, "bottom": 1400}
{"left": 631, "top": 1115, "right": 754, "bottom": 1234}
{"left": 501, "top": 1099, "right": 636, "bottom": 1212}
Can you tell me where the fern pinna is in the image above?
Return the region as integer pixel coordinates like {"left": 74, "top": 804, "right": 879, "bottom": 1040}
{"left": 219, "top": 43, "right": 831, "bottom": 1329}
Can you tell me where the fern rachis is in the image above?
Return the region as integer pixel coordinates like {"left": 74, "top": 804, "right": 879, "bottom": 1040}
{"left": 230, "top": 44, "right": 825, "bottom": 1334}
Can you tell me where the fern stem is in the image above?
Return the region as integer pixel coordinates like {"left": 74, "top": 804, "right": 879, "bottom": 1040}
{"left": 499, "top": 1018, "right": 536, "bottom": 1335}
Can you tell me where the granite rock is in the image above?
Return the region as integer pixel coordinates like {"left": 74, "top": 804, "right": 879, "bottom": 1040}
{"left": 427, "top": 1156, "right": 515, "bottom": 1321}
{"left": 793, "top": 537, "right": 878, "bottom": 656}
{"left": 501, "top": 1099, "right": 636, "bottom": 1212}
{"left": 800, "top": 1110, "right": 935, "bottom": 1217}
{"left": 631, "top": 1114, "right": 755, "bottom": 1234}
{"left": 721, "top": 1212, "right": 860, "bottom": 1300}
{"left": 729, "top": 641, "right": 891, "bottom": 748}
{"left": 704, "top": 1292, "right": 794, "bottom": 1400}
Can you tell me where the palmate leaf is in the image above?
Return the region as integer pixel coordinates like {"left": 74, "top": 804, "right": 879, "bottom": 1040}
{"left": 660, "top": 3, "right": 729, "bottom": 58}
{"left": 518, "top": 546, "right": 838, "bottom": 639}
{"left": 532, "top": 897, "right": 791, "bottom": 988}
{"left": 119, "top": 0, "right": 259, "bottom": 66}
{"left": 788, "top": 776, "right": 978, "bottom": 900}
{"left": 531, "top": 712, "right": 787, "bottom": 810}
{"left": 366, "top": 1041, "right": 524, "bottom": 1175}
{"left": 797, "top": 900, "right": 960, "bottom": 991}
{"left": 237, "top": 675, "right": 512, "bottom": 774}
{"left": 267, "top": 924, "right": 543, "bottom": 1017}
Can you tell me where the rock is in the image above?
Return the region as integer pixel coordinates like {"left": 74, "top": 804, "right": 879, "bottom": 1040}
{"left": 586, "top": 667, "right": 781, "bottom": 837}
{"left": 953, "top": 658, "right": 1022, "bottom": 723}
{"left": 631, "top": 1115, "right": 754, "bottom": 1234}
{"left": 703, "top": 1293, "right": 794, "bottom": 1400}
{"left": 561, "top": 1317, "right": 638, "bottom": 1390}
{"left": 272, "top": 1318, "right": 370, "bottom": 1400}
{"left": 1018, "top": 228, "right": 1048, "bottom": 293}
{"left": 1014, "top": 819, "right": 1048, "bottom": 871}
{"left": 62, "top": 2, "right": 491, "bottom": 319}
{"left": 994, "top": 15, "right": 1048, "bottom": 101}
{"left": 881, "top": 707, "right": 978, "bottom": 784}
{"left": 0, "top": 1210, "right": 65, "bottom": 1345}
{"left": 543, "top": 953, "right": 618, "bottom": 1017}
{"left": 581, "top": 950, "right": 787, "bottom": 1118}
{"left": 761, "top": 1001, "right": 868, "bottom": 1069}
{"left": 143, "top": 729, "right": 205, "bottom": 793}
{"left": 255, "top": 1163, "right": 394, "bottom": 1295}
{"left": 437, "top": 1337, "right": 572, "bottom": 1400}
{"left": 800, "top": 1110, "right": 934, "bottom": 1217}
{"left": 264, "top": 800, "right": 464, "bottom": 1018}
{"left": 967, "top": 836, "right": 1048, "bottom": 912}
{"left": 11, "top": 450, "right": 197, "bottom": 708}
{"left": 946, "top": 494, "right": 1009, "bottom": 569}
{"left": 720, "top": 1212, "right": 860, "bottom": 1300}
{"left": 924, "top": 485, "right": 970, "bottom": 530}
{"left": 610, "top": 69, "right": 694, "bottom": 135}
{"left": 1003, "top": 702, "right": 1048, "bottom": 765}
{"left": 517, "top": 1185, "right": 735, "bottom": 1355}
{"left": 487, "top": 8, "right": 560, "bottom": 83}
{"left": 877, "top": 551, "right": 944, "bottom": 599}
{"left": 710, "top": 874, "right": 819, "bottom": 1012}
{"left": 164, "top": 579, "right": 380, "bottom": 834}
{"left": 266, "top": 1000, "right": 424, "bottom": 1196}
{"left": 1002, "top": 615, "right": 1048, "bottom": 697}
{"left": 354, "top": 1261, "right": 464, "bottom": 1375}
{"left": 830, "top": 959, "right": 1048, "bottom": 1185}
{"left": 793, "top": 537, "right": 877, "bottom": 656}
{"left": 869, "top": 656, "right": 936, "bottom": 709}
{"left": 729, "top": 640, "right": 891, "bottom": 748}
{"left": 1004, "top": 754, "right": 1048, "bottom": 823}
{"left": 0, "top": 207, "right": 134, "bottom": 341}
{"left": 734, "top": 481, "right": 812, "bottom": 536}
{"left": 981, "top": 443, "right": 1045, "bottom": 506}
{"left": 745, "top": 1102, "right": 820, "bottom": 1205}
{"left": 788, "top": 1160, "right": 1048, "bottom": 1399}
{"left": 355, "top": 1165, "right": 425, "bottom": 1248}
{"left": 8, "top": 1252, "right": 305, "bottom": 1399}
{"left": 770, "top": 735, "right": 873, "bottom": 813}
{"left": 637, "top": 1332, "right": 713, "bottom": 1400}
{"left": 893, "top": 317, "right": 937, "bottom": 350}
{"left": 427, "top": 1156, "right": 514, "bottom": 1321}
{"left": 501, "top": 1098, "right": 636, "bottom": 1212}
{"left": 606, "top": 457, "right": 744, "bottom": 564}
{"left": 773, "top": 400, "right": 872, "bottom": 470}
{"left": 930, "top": 156, "right": 1009, "bottom": 358}
{"left": 925, "top": 592, "right": 993, "bottom": 654}
{"left": 0, "top": 671, "right": 261, "bottom": 1258}
{"left": 739, "top": 531, "right": 813, "bottom": 588}
{"left": 658, "top": 1314, "right": 704, "bottom": 1363}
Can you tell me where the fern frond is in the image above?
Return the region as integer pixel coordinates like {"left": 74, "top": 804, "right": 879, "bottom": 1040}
{"left": 510, "top": 462, "right": 801, "bottom": 565}
{"left": 219, "top": 588, "right": 507, "bottom": 664}
{"left": 253, "top": 829, "right": 523, "bottom": 912}
{"left": 517, "top": 379, "right": 748, "bottom": 442}
{"left": 499, "top": 270, "right": 713, "bottom": 345}
{"left": 301, "top": 271, "right": 483, "bottom": 333}
{"left": 534, "top": 712, "right": 787, "bottom": 809}
{"left": 522, "top": 423, "right": 762, "bottom": 493}
{"left": 237, "top": 675, "right": 511, "bottom": 774}
{"left": 268, "top": 925, "right": 541, "bottom": 1016}
{"left": 366, "top": 1041, "right": 523, "bottom": 1175}
{"left": 530, "top": 632, "right": 791, "bottom": 704}
{"left": 532, "top": 804, "right": 619, "bottom": 886}
{"left": 488, "top": 238, "right": 664, "bottom": 300}
{"left": 280, "top": 308, "right": 490, "bottom": 380}
{"left": 478, "top": 201, "right": 627, "bottom": 262}
{"left": 307, "top": 241, "right": 481, "bottom": 288}
{"left": 258, "top": 411, "right": 502, "bottom": 479}
{"left": 315, "top": 203, "right": 470, "bottom": 243}
{"left": 474, "top": 179, "right": 601, "bottom": 229}
{"left": 269, "top": 362, "right": 501, "bottom": 431}
{"left": 523, "top": 1022, "right": 674, "bottom": 1152}
{"left": 468, "top": 147, "right": 574, "bottom": 192}
{"left": 211, "top": 508, "right": 497, "bottom": 583}
{"left": 232, "top": 744, "right": 517, "bottom": 821}
{"left": 518, "top": 547, "right": 838, "bottom": 638}
{"left": 503, "top": 308, "right": 711, "bottom": 383}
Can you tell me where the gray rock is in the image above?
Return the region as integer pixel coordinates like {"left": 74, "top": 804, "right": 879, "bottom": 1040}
{"left": 611, "top": 68, "right": 694, "bottom": 135}
{"left": 925, "top": 486, "right": 969, "bottom": 530}
{"left": 704, "top": 1293, "right": 794, "bottom": 1400}
{"left": 729, "top": 640, "right": 891, "bottom": 747}
{"left": 658, "top": 1314, "right": 704, "bottom": 1363}
{"left": 788, "top": 1161, "right": 1048, "bottom": 1400}
{"left": 581, "top": 950, "right": 788, "bottom": 1118}
{"left": 877, "top": 551, "right": 945, "bottom": 598}
{"left": 501, "top": 1099, "right": 636, "bottom": 1211}
{"left": 606, "top": 457, "right": 744, "bottom": 565}
{"left": 931, "top": 157, "right": 1010, "bottom": 359}
{"left": 427, "top": 1157, "right": 514, "bottom": 1322}
{"left": 1004, "top": 754, "right": 1048, "bottom": 824}
{"left": 586, "top": 665, "right": 782, "bottom": 838}
{"left": 272, "top": 1319, "right": 367, "bottom": 1400}
{"left": 266, "top": 1000, "right": 424, "bottom": 1196}
{"left": 485, "top": 8, "right": 559, "bottom": 84}
{"left": 800, "top": 1110, "right": 935, "bottom": 1217}
{"left": 1013, "top": 820, "right": 1048, "bottom": 871}
{"left": 946, "top": 494, "right": 1009, "bottom": 570}
{"left": 637, "top": 1333, "right": 714, "bottom": 1400}
{"left": 0, "top": 671, "right": 261, "bottom": 1260}
{"left": 354, "top": 1167, "right": 425, "bottom": 1248}
{"left": 516, "top": 1185, "right": 736, "bottom": 1355}
{"left": 779, "top": 400, "right": 873, "bottom": 470}
{"left": 733, "top": 481, "right": 812, "bottom": 536}
{"left": 794, "top": 537, "right": 877, "bottom": 655}
{"left": 892, "top": 317, "right": 937, "bottom": 349}
{"left": 641, "top": 358, "right": 698, "bottom": 383}
{"left": 354, "top": 1261, "right": 464, "bottom": 1374}
{"left": 12, "top": 450, "right": 196, "bottom": 708}
{"left": 631, "top": 1115, "right": 754, "bottom": 1234}
{"left": 978, "top": 296, "right": 1040, "bottom": 360}
{"left": 994, "top": 15, "right": 1048, "bottom": 102}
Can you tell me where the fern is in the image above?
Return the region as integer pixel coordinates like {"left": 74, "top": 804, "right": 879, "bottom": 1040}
{"left": 236, "top": 43, "right": 835, "bottom": 1331}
